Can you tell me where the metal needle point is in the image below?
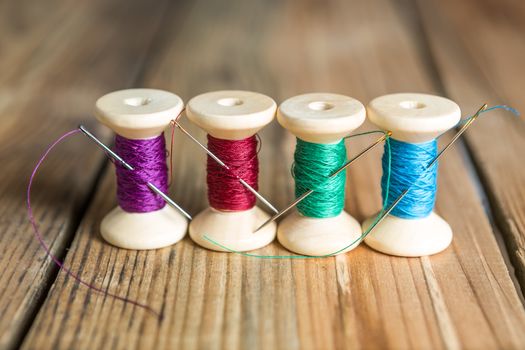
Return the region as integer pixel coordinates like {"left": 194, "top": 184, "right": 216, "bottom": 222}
{"left": 171, "top": 117, "right": 279, "bottom": 214}
{"left": 253, "top": 131, "right": 392, "bottom": 233}
{"left": 79, "top": 125, "right": 133, "bottom": 170}
{"left": 78, "top": 125, "right": 193, "bottom": 220}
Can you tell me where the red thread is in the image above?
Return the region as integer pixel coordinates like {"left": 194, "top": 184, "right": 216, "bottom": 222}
{"left": 27, "top": 129, "right": 162, "bottom": 320}
{"left": 207, "top": 134, "right": 259, "bottom": 211}
{"left": 168, "top": 121, "right": 176, "bottom": 187}
{"left": 168, "top": 108, "right": 185, "bottom": 187}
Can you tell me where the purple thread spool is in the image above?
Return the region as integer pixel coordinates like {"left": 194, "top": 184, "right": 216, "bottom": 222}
{"left": 95, "top": 89, "right": 188, "bottom": 250}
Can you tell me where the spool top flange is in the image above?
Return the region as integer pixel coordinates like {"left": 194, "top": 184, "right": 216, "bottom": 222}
{"left": 187, "top": 90, "right": 276, "bottom": 140}
{"left": 278, "top": 93, "right": 366, "bottom": 144}
{"left": 95, "top": 88, "right": 184, "bottom": 139}
{"left": 367, "top": 93, "right": 461, "bottom": 143}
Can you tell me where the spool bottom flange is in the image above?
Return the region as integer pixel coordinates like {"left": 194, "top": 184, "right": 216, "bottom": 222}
{"left": 362, "top": 211, "right": 452, "bottom": 257}
{"left": 277, "top": 211, "right": 362, "bottom": 256}
{"left": 100, "top": 205, "right": 188, "bottom": 250}
{"left": 189, "top": 206, "right": 276, "bottom": 252}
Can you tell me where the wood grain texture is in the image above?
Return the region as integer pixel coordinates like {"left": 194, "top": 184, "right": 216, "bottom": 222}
{"left": 0, "top": 0, "right": 170, "bottom": 348}
{"left": 18, "top": 0, "right": 525, "bottom": 349}
{"left": 416, "top": 0, "right": 525, "bottom": 290}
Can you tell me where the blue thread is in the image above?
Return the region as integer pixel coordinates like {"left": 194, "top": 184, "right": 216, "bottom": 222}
{"left": 381, "top": 138, "right": 438, "bottom": 219}
{"left": 450, "top": 105, "right": 519, "bottom": 130}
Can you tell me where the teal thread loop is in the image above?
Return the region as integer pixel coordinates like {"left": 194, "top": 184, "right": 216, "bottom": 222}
{"left": 204, "top": 130, "right": 392, "bottom": 258}
{"left": 202, "top": 103, "right": 518, "bottom": 259}
{"left": 293, "top": 138, "right": 346, "bottom": 218}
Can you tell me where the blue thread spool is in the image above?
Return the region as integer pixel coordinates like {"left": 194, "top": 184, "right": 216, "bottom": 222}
{"left": 362, "top": 93, "right": 461, "bottom": 257}
{"left": 277, "top": 93, "right": 365, "bottom": 256}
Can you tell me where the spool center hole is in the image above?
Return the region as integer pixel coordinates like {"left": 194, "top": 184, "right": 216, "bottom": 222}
{"left": 124, "top": 97, "right": 152, "bottom": 107}
{"left": 400, "top": 101, "right": 426, "bottom": 109}
{"left": 217, "top": 97, "right": 243, "bottom": 107}
{"left": 308, "top": 101, "right": 335, "bottom": 111}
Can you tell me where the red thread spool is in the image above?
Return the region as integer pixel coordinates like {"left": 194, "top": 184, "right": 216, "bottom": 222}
{"left": 186, "top": 90, "right": 277, "bottom": 252}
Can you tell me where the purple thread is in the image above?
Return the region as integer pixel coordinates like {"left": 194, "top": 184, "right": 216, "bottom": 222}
{"left": 115, "top": 134, "right": 168, "bottom": 213}
{"left": 27, "top": 129, "right": 161, "bottom": 319}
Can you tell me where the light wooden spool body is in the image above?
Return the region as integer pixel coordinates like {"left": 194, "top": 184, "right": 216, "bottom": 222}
{"left": 362, "top": 93, "right": 461, "bottom": 257}
{"left": 277, "top": 93, "right": 366, "bottom": 256}
{"left": 94, "top": 88, "right": 188, "bottom": 250}
{"left": 186, "top": 90, "right": 277, "bottom": 252}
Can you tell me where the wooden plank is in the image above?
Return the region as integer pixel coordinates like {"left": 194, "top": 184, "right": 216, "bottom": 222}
{"left": 0, "top": 0, "right": 171, "bottom": 348}
{"left": 22, "top": 0, "right": 525, "bottom": 348}
{"left": 0, "top": 0, "right": 77, "bottom": 82}
{"left": 0, "top": 0, "right": 82, "bottom": 127}
{"left": 415, "top": 0, "right": 525, "bottom": 289}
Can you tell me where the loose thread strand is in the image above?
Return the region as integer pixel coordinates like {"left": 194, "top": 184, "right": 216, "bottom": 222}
{"left": 168, "top": 120, "right": 176, "bottom": 187}
{"left": 27, "top": 128, "right": 161, "bottom": 319}
{"left": 168, "top": 108, "right": 186, "bottom": 187}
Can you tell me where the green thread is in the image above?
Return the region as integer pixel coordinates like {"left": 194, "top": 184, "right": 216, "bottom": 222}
{"left": 293, "top": 138, "right": 346, "bottom": 218}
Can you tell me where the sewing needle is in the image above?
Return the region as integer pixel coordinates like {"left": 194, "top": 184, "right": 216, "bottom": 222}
{"left": 79, "top": 125, "right": 192, "bottom": 220}
{"left": 171, "top": 118, "right": 279, "bottom": 214}
{"left": 362, "top": 103, "right": 488, "bottom": 234}
{"left": 253, "top": 131, "right": 392, "bottom": 233}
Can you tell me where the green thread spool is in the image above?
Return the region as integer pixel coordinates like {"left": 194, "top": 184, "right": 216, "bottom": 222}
{"left": 293, "top": 138, "right": 347, "bottom": 218}
{"left": 276, "top": 93, "right": 366, "bottom": 256}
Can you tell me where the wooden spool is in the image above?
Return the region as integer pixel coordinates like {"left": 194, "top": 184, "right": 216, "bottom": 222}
{"left": 186, "top": 90, "right": 277, "bottom": 252}
{"left": 94, "top": 88, "right": 188, "bottom": 250}
{"left": 362, "top": 93, "right": 461, "bottom": 257}
{"left": 277, "top": 93, "right": 366, "bottom": 256}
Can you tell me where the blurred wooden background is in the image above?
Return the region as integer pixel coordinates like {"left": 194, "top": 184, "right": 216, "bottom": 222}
{"left": 1, "top": 0, "right": 525, "bottom": 349}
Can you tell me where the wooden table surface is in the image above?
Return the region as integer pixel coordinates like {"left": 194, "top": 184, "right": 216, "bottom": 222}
{"left": 1, "top": 0, "right": 525, "bottom": 349}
